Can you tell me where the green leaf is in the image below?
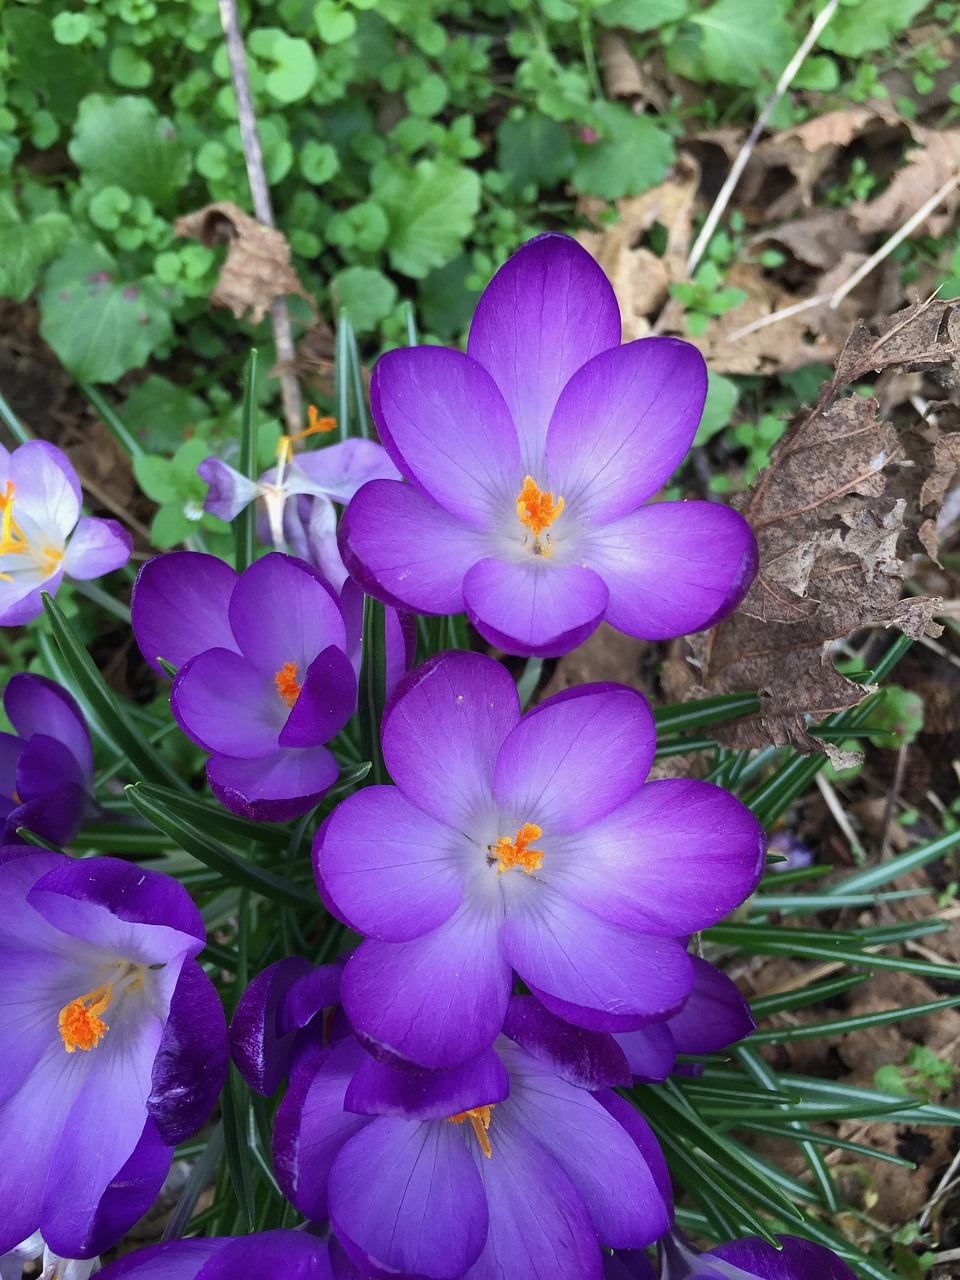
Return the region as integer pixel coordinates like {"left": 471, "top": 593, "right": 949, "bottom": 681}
{"left": 378, "top": 159, "right": 481, "bottom": 279}
{"left": 817, "top": 0, "right": 930, "bottom": 56}
{"left": 694, "top": 370, "right": 739, "bottom": 447}
{"left": 133, "top": 455, "right": 178, "bottom": 504}
{"left": 299, "top": 139, "right": 340, "bottom": 185}
{"left": 313, "top": 0, "right": 357, "bottom": 43}
{"left": 417, "top": 257, "right": 482, "bottom": 341}
{"left": 109, "top": 45, "right": 153, "bottom": 89}
{"left": 670, "top": 0, "right": 795, "bottom": 86}
{"left": 235, "top": 350, "right": 259, "bottom": 573}
{"left": 596, "top": 0, "right": 689, "bottom": 28}
{"left": 495, "top": 111, "right": 575, "bottom": 191}
{"left": 150, "top": 504, "right": 197, "bottom": 548}
{"left": 405, "top": 73, "right": 449, "bottom": 118}
{"left": 68, "top": 95, "right": 191, "bottom": 207}
{"left": 122, "top": 375, "right": 209, "bottom": 454}
{"left": 571, "top": 102, "right": 674, "bottom": 200}
{"left": 39, "top": 241, "right": 174, "bottom": 382}
{"left": 3, "top": 8, "right": 98, "bottom": 120}
{"left": 263, "top": 35, "right": 318, "bottom": 103}
{"left": 333, "top": 266, "right": 398, "bottom": 335}
{"left": 0, "top": 208, "right": 73, "bottom": 302}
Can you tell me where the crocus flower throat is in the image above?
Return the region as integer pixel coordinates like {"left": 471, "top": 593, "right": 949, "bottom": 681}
{"left": 57, "top": 961, "right": 149, "bottom": 1053}
{"left": 273, "top": 661, "right": 302, "bottom": 708}
{"left": 516, "top": 475, "right": 563, "bottom": 554}
{"left": 0, "top": 482, "right": 63, "bottom": 580}
{"left": 492, "top": 821, "right": 544, "bottom": 874}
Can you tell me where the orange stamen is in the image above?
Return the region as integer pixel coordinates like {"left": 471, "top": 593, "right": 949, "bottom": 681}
{"left": 517, "top": 476, "right": 564, "bottom": 539}
{"left": 58, "top": 984, "right": 112, "bottom": 1053}
{"left": 493, "top": 822, "right": 544, "bottom": 875}
{"left": 446, "top": 1104, "right": 494, "bottom": 1158}
{"left": 274, "top": 661, "right": 301, "bottom": 708}
{"left": 0, "top": 482, "right": 27, "bottom": 556}
{"left": 278, "top": 407, "right": 337, "bottom": 463}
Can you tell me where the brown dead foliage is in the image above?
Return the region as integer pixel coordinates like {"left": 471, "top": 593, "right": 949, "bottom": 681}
{"left": 663, "top": 299, "right": 960, "bottom": 759}
{"left": 174, "top": 201, "right": 310, "bottom": 325}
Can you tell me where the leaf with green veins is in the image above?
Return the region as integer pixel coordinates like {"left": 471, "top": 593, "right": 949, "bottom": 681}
{"left": 378, "top": 159, "right": 481, "bottom": 279}
{"left": 571, "top": 102, "right": 674, "bottom": 200}
{"left": 68, "top": 95, "right": 191, "bottom": 208}
{"left": 495, "top": 111, "right": 575, "bottom": 191}
{"left": 39, "top": 241, "right": 174, "bottom": 382}
{"left": 0, "top": 207, "right": 73, "bottom": 302}
{"left": 817, "top": 0, "right": 930, "bottom": 56}
{"left": 133, "top": 455, "right": 179, "bottom": 505}
{"left": 670, "top": 0, "right": 794, "bottom": 87}
{"left": 333, "top": 266, "right": 398, "bottom": 334}
{"left": 263, "top": 35, "right": 318, "bottom": 104}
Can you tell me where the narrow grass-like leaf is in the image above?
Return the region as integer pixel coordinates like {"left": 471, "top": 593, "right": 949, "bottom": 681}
{"left": 72, "top": 579, "right": 132, "bottom": 624}
{"left": 79, "top": 381, "right": 145, "bottom": 457}
{"left": 749, "top": 973, "right": 869, "bottom": 1018}
{"left": 132, "top": 782, "right": 290, "bottom": 852}
{"left": 828, "top": 827, "right": 960, "bottom": 896}
{"left": 749, "top": 888, "right": 931, "bottom": 913}
{"left": 358, "top": 594, "right": 389, "bottom": 786}
{"left": 0, "top": 386, "right": 31, "bottom": 446}
{"left": 707, "top": 922, "right": 960, "bottom": 980}
{"left": 732, "top": 1121, "right": 913, "bottom": 1167}
{"left": 235, "top": 349, "right": 259, "bottom": 574}
{"left": 221, "top": 1066, "right": 256, "bottom": 1230}
{"left": 703, "top": 1067, "right": 960, "bottom": 1125}
{"left": 654, "top": 691, "right": 760, "bottom": 734}
{"left": 162, "top": 1124, "right": 225, "bottom": 1241}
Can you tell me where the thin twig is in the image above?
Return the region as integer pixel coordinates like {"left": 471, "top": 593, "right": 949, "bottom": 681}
{"left": 879, "top": 743, "right": 908, "bottom": 861}
{"left": 815, "top": 772, "right": 866, "bottom": 865}
{"left": 217, "top": 0, "right": 302, "bottom": 434}
{"left": 686, "top": 0, "right": 841, "bottom": 276}
{"left": 920, "top": 1145, "right": 960, "bottom": 1229}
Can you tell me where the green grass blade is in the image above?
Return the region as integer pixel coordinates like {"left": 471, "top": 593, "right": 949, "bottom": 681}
{"left": 235, "top": 349, "right": 259, "bottom": 573}
{"left": 78, "top": 382, "right": 144, "bottom": 458}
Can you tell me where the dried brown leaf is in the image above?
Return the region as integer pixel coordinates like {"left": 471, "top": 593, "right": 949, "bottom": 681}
{"left": 673, "top": 299, "right": 960, "bottom": 754}
{"left": 598, "top": 32, "right": 646, "bottom": 100}
{"left": 852, "top": 127, "right": 960, "bottom": 237}
{"left": 174, "top": 201, "right": 310, "bottom": 325}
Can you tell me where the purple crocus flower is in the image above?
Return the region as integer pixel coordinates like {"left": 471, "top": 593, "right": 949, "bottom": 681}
{"left": 0, "top": 442, "right": 132, "bottom": 626}
{"left": 267, "top": 997, "right": 671, "bottom": 1280}
{"left": 340, "top": 233, "right": 757, "bottom": 657}
{"left": 316, "top": 649, "right": 765, "bottom": 1069}
{"left": 656, "top": 1228, "right": 858, "bottom": 1280}
{"left": 132, "top": 551, "right": 360, "bottom": 822}
{"left": 93, "top": 1230, "right": 334, "bottom": 1280}
{"left": 0, "top": 1233, "right": 100, "bottom": 1280}
{"left": 0, "top": 673, "right": 95, "bottom": 847}
{"left": 200, "top": 429, "right": 399, "bottom": 591}
{"left": 0, "top": 848, "right": 227, "bottom": 1259}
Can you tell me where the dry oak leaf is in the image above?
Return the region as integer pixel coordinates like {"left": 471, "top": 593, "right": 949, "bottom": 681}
{"left": 174, "top": 202, "right": 309, "bottom": 325}
{"left": 671, "top": 298, "right": 960, "bottom": 758}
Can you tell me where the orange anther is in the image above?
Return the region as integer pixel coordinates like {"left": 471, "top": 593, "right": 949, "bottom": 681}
{"left": 446, "top": 1104, "right": 494, "bottom": 1158}
{"left": 274, "top": 661, "right": 301, "bottom": 708}
{"left": 58, "top": 985, "right": 112, "bottom": 1053}
{"left": 516, "top": 476, "right": 564, "bottom": 539}
{"left": 493, "top": 823, "right": 544, "bottom": 875}
{"left": 278, "top": 407, "right": 338, "bottom": 464}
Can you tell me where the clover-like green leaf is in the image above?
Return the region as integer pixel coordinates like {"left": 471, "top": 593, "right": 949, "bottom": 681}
{"left": 377, "top": 158, "right": 481, "bottom": 279}
{"left": 69, "top": 94, "right": 191, "bottom": 207}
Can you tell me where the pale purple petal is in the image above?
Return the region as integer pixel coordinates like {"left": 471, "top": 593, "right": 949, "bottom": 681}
{"left": 171, "top": 649, "right": 283, "bottom": 758}
{"left": 599, "top": 1091, "right": 673, "bottom": 1223}
{"left": 493, "top": 684, "right": 654, "bottom": 833}
{"left": 546, "top": 337, "right": 707, "bottom": 523}
{"left": 294, "top": 438, "right": 401, "bottom": 501}
{"left": 228, "top": 553, "right": 345, "bottom": 676}
{"left": 382, "top": 650, "right": 520, "bottom": 826}
{"left": 339, "top": 479, "right": 487, "bottom": 614}
{"left": 588, "top": 502, "right": 758, "bottom": 640}
{"left": 198, "top": 457, "right": 257, "bottom": 521}
{"left": 464, "top": 558, "right": 608, "bottom": 658}
{"left": 317, "top": 786, "right": 467, "bottom": 942}
{"left": 63, "top": 517, "right": 132, "bottom": 580}
{"left": 10, "top": 441, "right": 81, "bottom": 541}
{"left": 614, "top": 1022, "right": 677, "bottom": 1082}
{"left": 0, "top": 569, "right": 64, "bottom": 626}
{"left": 371, "top": 347, "right": 521, "bottom": 528}
{"left": 553, "top": 780, "right": 765, "bottom": 935}
{"left": 341, "top": 906, "right": 511, "bottom": 1069}
{"left": 132, "top": 552, "right": 238, "bottom": 674}
{"left": 206, "top": 745, "right": 340, "bottom": 822}
{"left": 468, "top": 233, "right": 622, "bottom": 471}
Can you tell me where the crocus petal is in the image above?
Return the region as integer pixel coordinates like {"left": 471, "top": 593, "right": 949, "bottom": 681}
{"left": 599, "top": 1091, "right": 674, "bottom": 1224}
{"left": 604, "top": 1252, "right": 659, "bottom": 1280}
{"left": 553, "top": 780, "right": 765, "bottom": 935}
{"left": 382, "top": 650, "right": 520, "bottom": 827}
{"left": 230, "top": 957, "right": 315, "bottom": 1095}
{"left": 345, "top": 1047, "right": 509, "bottom": 1120}
{"left": 587, "top": 501, "right": 758, "bottom": 640}
{"left": 371, "top": 346, "right": 521, "bottom": 528}
{"left": 467, "top": 233, "right": 622, "bottom": 471}
{"left": 199, "top": 1233, "right": 336, "bottom": 1280}
{"left": 63, "top": 517, "right": 132, "bottom": 580}
{"left": 0, "top": 569, "right": 64, "bottom": 626}
{"left": 279, "top": 645, "right": 358, "bottom": 749}
{"left": 546, "top": 337, "right": 706, "bottom": 523}
{"left": 132, "top": 552, "right": 239, "bottom": 674}
{"left": 340, "top": 479, "right": 488, "bottom": 614}
{"left": 10, "top": 441, "right": 81, "bottom": 540}
{"left": 710, "top": 1234, "right": 859, "bottom": 1279}
{"left": 293, "top": 438, "right": 403, "bottom": 502}
{"left": 198, "top": 457, "right": 257, "bottom": 522}
{"left": 464, "top": 558, "right": 608, "bottom": 658}
{"left": 74, "top": 1116, "right": 172, "bottom": 1258}
{"left": 147, "top": 959, "right": 227, "bottom": 1145}
{"left": 500, "top": 892, "right": 694, "bottom": 1024}
{"left": 502, "top": 994, "right": 630, "bottom": 1090}
{"left": 465, "top": 1114, "right": 601, "bottom": 1280}
{"left": 5, "top": 673, "right": 92, "bottom": 780}
{"left": 341, "top": 907, "right": 511, "bottom": 1069}
{"left": 317, "top": 786, "right": 467, "bottom": 942}
{"left": 93, "top": 1239, "right": 221, "bottom": 1280}
{"left": 8, "top": 777, "right": 86, "bottom": 848}
{"left": 668, "top": 957, "right": 755, "bottom": 1056}
{"left": 171, "top": 649, "right": 283, "bottom": 757}
{"left": 493, "top": 684, "right": 654, "bottom": 833}
{"left": 206, "top": 744, "right": 340, "bottom": 822}
{"left": 330, "top": 1116, "right": 488, "bottom": 1279}
{"left": 614, "top": 1022, "right": 677, "bottom": 1082}
{"left": 228, "top": 553, "right": 346, "bottom": 676}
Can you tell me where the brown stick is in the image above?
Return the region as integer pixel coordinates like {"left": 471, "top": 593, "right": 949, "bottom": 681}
{"left": 217, "top": 0, "right": 302, "bottom": 434}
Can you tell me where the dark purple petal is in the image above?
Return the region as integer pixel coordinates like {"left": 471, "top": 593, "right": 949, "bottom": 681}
{"left": 668, "top": 957, "right": 754, "bottom": 1056}
{"left": 525, "top": 984, "right": 662, "bottom": 1034}
{"left": 230, "top": 957, "right": 315, "bottom": 1094}
{"left": 317, "top": 786, "right": 467, "bottom": 942}
{"left": 493, "top": 684, "right": 654, "bottom": 834}
{"left": 546, "top": 337, "right": 706, "bottom": 523}
{"left": 341, "top": 908, "right": 511, "bottom": 1069}
{"left": 97, "top": 1232, "right": 335, "bottom": 1280}
{"left": 148, "top": 959, "right": 227, "bottom": 1144}
{"left": 4, "top": 673, "right": 92, "bottom": 780}
{"left": 63, "top": 516, "right": 133, "bottom": 580}
{"left": 371, "top": 347, "right": 521, "bottom": 527}
{"left": 6, "top": 778, "right": 87, "bottom": 847}
{"left": 599, "top": 1091, "right": 674, "bottom": 1224}
{"left": 67, "top": 1117, "right": 172, "bottom": 1259}
{"left": 170, "top": 648, "right": 283, "bottom": 757}
{"left": 588, "top": 502, "right": 758, "bottom": 640}
{"left": 502, "top": 994, "right": 631, "bottom": 1090}
{"left": 466, "top": 1114, "right": 601, "bottom": 1280}
{"left": 228, "top": 553, "right": 346, "bottom": 676}
{"left": 279, "top": 645, "right": 357, "bottom": 748}
{"left": 132, "top": 552, "right": 238, "bottom": 674}
{"left": 17, "top": 732, "right": 87, "bottom": 797}
{"left": 501, "top": 892, "right": 694, "bottom": 1024}
{"left": 279, "top": 962, "right": 343, "bottom": 1036}
{"left": 339, "top": 480, "right": 486, "bottom": 614}
{"left": 467, "top": 233, "right": 622, "bottom": 470}
{"left": 207, "top": 745, "right": 340, "bottom": 822}
{"left": 96, "top": 1238, "right": 221, "bottom": 1280}
{"left": 382, "top": 650, "right": 520, "bottom": 827}
{"left": 614, "top": 1021, "right": 677, "bottom": 1082}
{"left": 710, "top": 1234, "right": 858, "bottom": 1280}
{"left": 345, "top": 1047, "right": 509, "bottom": 1120}
{"left": 464, "top": 558, "right": 608, "bottom": 658}
{"left": 604, "top": 1251, "right": 659, "bottom": 1280}
{"left": 330, "top": 1116, "right": 488, "bottom": 1279}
